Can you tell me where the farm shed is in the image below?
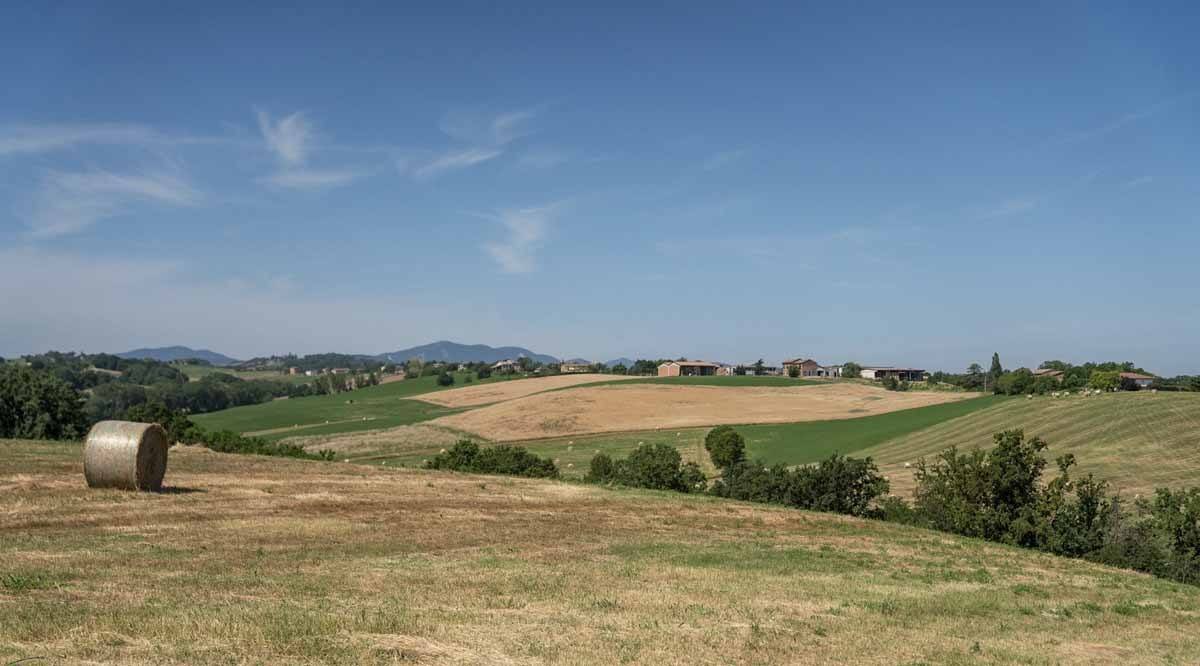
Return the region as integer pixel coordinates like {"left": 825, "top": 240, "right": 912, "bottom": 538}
{"left": 658, "top": 360, "right": 721, "bottom": 377}
{"left": 860, "top": 366, "right": 926, "bottom": 382}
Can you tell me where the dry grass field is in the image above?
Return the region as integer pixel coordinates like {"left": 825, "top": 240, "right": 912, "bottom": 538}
{"left": 413, "top": 373, "right": 638, "bottom": 408}
{"left": 431, "top": 382, "right": 978, "bottom": 441}
{"left": 3, "top": 439, "right": 1200, "bottom": 665}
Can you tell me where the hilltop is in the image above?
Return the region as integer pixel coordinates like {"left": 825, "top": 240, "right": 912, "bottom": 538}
{"left": 116, "top": 346, "right": 239, "bottom": 366}
{"left": 2, "top": 439, "right": 1197, "bottom": 664}
{"left": 378, "top": 340, "right": 558, "bottom": 365}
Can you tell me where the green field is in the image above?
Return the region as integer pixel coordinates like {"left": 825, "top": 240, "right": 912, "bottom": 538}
{"left": 176, "top": 363, "right": 316, "bottom": 385}
{"left": 737, "top": 396, "right": 1004, "bottom": 465}
{"left": 859, "top": 391, "right": 1200, "bottom": 494}
{"left": 192, "top": 372, "right": 489, "bottom": 438}
{"left": 4, "top": 439, "right": 1199, "bottom": 664}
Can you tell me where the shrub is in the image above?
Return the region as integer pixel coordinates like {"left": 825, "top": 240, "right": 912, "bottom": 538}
{"left": 425, "top": 440, "right": 558, "bottom": 478}
{"left": 476, "top": 367, "right": 492, "bottom": 379}
{"left": 437, "top": 371, "right": 455, "bottom": 387}
{"left": 586, "top": 444, "right": 706, "bottom": 493}
{"left": 704, "top": 425, "right": 746, "bottom": 469}
{"left": 711, "top": 454, "right": 889, "bottom": 518}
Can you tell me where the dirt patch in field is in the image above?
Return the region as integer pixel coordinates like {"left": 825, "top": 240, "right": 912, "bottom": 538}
{"left": 413, "top": 373, "right": 637, "bottom": 408}
{"left": 432, "top": 383, "right": 977, "bottom": 441}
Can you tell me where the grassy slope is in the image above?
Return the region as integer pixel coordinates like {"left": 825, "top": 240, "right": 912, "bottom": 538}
{"left": 859, "top": 391, "right": 1200, "bottom": 495}
{"left": 3, "top": 439, "right": 1198, "bottom": 665}
{"left": 192, "top": 372, "right": 490, "bottom": 438}
{"left": 738, "top": 396, "right": 1003, "bottom": 465}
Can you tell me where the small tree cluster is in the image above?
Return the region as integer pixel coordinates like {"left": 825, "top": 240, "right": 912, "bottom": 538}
{"left": 585, "top": 443, "right": 706, "bottom": 493}
{"left": 704, "top": 426, "right": 746, "bottom": 469}
{"left": 710, "top": 455, "right": 890, "bottom": 518}
{"left": 425, "top": 440, "right": 558, "bottom": 478}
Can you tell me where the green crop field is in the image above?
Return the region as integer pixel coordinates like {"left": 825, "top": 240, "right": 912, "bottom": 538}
{"left": 4, "top": 439, "right": 1199, "bottom": 664}
{"left": 191, "top": 372, "right": 492, "bottom": 438}
{"left": 858, "top": 391, "right": 1200, "bottom": 495}
{"left": 736, "top": 396, "right": 1004, "bottom": 465}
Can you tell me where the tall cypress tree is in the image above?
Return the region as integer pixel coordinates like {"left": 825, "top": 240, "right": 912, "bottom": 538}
{"left": 989, "top": 353, "right": 1003, "bottom": 379}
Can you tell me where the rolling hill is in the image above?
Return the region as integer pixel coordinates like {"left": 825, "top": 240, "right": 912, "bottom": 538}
{"left": 116, "top": 346, "right": 239, "bottom": 365}
{"left": 4, "top": 438, "right": 1198, "bottom": 664}
{"left": 378, "top": 340, "right": 558, "bottom": 364}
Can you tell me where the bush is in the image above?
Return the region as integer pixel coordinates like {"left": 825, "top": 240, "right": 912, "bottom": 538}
{"left": 585, "top": 444, "right": 706, "bottom": 493}
{"left": 0, "top": 365, "right": 87, "bottom": 440}
{"left": 197, "top": 429, "right": 333, "bottom": 460}
{"left": 712, "top": 454, "right": 889, "bottom": 518}
{"left": 425, "top": 440, "right": 558, "bottom": 478}
{"left": 476, "top": 367, "right": 492, "bottom": 380}
{"left": 704, "top": 425, "right": 746, "bottom": 469}
{"left": 436, "top": 371, "right": 455, "bottom": 387}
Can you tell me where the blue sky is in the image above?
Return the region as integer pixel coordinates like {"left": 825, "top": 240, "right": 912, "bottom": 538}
{"left": 2, "top": 2, "right": 1198, "bottom": 374}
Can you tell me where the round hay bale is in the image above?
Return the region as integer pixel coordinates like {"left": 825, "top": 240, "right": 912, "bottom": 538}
{"left": 83, "top": 420, "right": 168, "bottom": 491}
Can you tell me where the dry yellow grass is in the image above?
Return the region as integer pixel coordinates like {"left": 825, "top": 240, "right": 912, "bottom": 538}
{"left": 432, "top": 382, "right": 978, "bottom": 441}
{"left": 413, "top": 373, "right": 638, "bottom": 408}
{"left": 2, "top": 438, "right": 1198, "bottom": 665}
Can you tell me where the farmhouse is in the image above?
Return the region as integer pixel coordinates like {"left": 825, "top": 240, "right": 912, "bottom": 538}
{"left": 782, "top": 358, "right": 843, "bottom": 378}
{"left": 1120, "top": 372, "right": 1156, "bottom": 389}
{"left": 860, "top": 366, "right": 926, "bottom": 382}
{"left": 492, "top": 359, "right": 520, "bottom": 372}
{"left": 658, "top": 360, "right": 720, "bottom": 377}
{"left": 560, "top": 362, "right": 591, "bottom": 374}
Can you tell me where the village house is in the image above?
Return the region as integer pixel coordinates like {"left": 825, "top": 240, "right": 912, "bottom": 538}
{"left": 560, "top": 362, "right": 592, "bottom": 374}
{"left": 860, "top": 366, "right": 926, "bottom": 382}
{"left": 658, "top": 360, "right": 720, "bottom": 377}
{"left": 1120, "top": 372, "right": 1156, "bottom": 389}
{"left": 781, "top": 358, "right": 842, "bottom": 378}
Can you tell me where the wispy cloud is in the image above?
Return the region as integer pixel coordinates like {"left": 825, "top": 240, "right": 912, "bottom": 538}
{"left": 408, "top": 147, "right": 503, "bottom": 179}
{"left": 255, "top": 109, "right": 364, "bottom": 189}
{"left": 256, "top": 110, "right": 314, "bottom": 166}
{"left": 439, "top": 107, "right": 538, "bottom": 146}
{"left": 261, "top": 168, "right": 366, "bottom": 189}
{"left": 1050, "top": 93, "right": 1197, "bottom": 147}
{"left": 702, "top": 149, "right": 747, "bottom": 171}
{"left": 24, "top": 169, "right": 201, "bottom": 239}
{"left": 480, "top": 202, "right": 563, "bottom": 274}
{"left": 0, "top": 123, "right": 162, "bottom": 156}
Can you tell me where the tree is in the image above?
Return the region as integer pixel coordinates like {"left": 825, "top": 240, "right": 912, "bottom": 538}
{"left": 962, "top": 363, "right": 985, "bottom": 390}
{"left": 0, "top": 365, "right": 88, "bottom": 440}
{"left": 989, "top": 353, "right": 1003, "bottom": 381}
{"left": 1089, "top": 370, "right": 1120, "bottom": 392}
{"left": 753, "top": 359, "right": 765, "bottom": 375}
{"left": 787, "top": 365, "right": 800, "bottom": 378}
{"left": 842, "top": 362, "right": 863, "bottom": 379}
{"left": 704, "top": 426, "right": 746, "bottom": 469}
{"left": 437, "top": 371, "right": 455, "bottom": 387}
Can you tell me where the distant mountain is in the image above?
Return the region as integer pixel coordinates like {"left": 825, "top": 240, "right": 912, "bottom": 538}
{"left": 117, "top": 346, "right": 239, "bottom": 366}
{"left": 379, "top": 341, "right": 558, "bottom": 365}
{"left": 564, "top": 357, "right": 593, "bottom": 364}
{"left": 605, "top": 357, "right": 636, "bottom": 368}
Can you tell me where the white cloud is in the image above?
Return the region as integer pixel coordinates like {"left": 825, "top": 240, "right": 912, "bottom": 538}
{"left": 410, "top": 147, "right": 503, "bottom": 179}
{"left": 262, "top": 167, "right": 365, "bottom": 189}
{"left": 24, "top": 169, "right": 201, "bottom": 239}
{"left": 0, "top": 123, "right": 164, "bottom": 156}
{"left": 439, "top": 107, "right": 538, "bottom": 146}
{"left": 481, "top": 202, "right": 563, "bottom": 274}
{"left": 256, "top": 110, "right": 314, "bottom": 166}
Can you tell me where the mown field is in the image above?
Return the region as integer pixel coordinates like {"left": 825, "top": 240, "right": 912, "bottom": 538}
{"left": 860, "top": 391, "right": 1200, "bottom": 496}
{"left": 3, "top": 439, "right": 1198, "bottom": 664}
